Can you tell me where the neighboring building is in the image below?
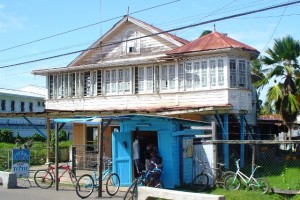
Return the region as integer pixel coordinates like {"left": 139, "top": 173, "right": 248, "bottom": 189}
{"left": 0, "top": 86, "right": 72, "bottom": 138}
{"left": 0, "top": 87, "right": 46, "bottom": 137}
{"left": 32, "top": 16, "right": 259, "bottom": 187}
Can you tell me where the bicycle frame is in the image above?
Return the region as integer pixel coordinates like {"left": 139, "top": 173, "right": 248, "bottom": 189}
{"left": 194, "top": 157, "right": 223, "bottom": 184}
{"left": 46, "top": 162, "right": 72, "bottom": 181}
{"left": 90, "top": 161, "right": 113, "bottom": 187}
{"left": 136, "top": 161, "right": 162, "bottom": 186}
{"left": 232, "top": 159, "right": 260, "bottom": 186}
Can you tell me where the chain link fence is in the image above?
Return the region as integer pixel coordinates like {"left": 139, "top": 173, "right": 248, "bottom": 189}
{"left": 214, "top": 140, "right": 300, "bottom": 190}
{"left": 1, "top": 141, "right": 300, "bottom": 191}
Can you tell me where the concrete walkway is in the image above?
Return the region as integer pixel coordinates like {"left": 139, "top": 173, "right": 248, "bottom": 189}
{"left": 1, "top": 164, "right": 226, "bottom": 200}
{"left": 0, "top": 164, "right": 126, "bottom": 200}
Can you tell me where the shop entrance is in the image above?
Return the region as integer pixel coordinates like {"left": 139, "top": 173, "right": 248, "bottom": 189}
{"left": 132, "top": 129, "right": 158, "bottom": 177}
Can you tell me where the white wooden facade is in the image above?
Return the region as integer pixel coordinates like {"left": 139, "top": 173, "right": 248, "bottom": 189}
{"left": 32, "top": 16, "right": 259, "bottom": 124}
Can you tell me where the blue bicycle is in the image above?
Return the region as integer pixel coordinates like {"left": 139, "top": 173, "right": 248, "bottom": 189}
{"left": 76, "top": 159, "right": 120, "bottom": 199}
{"left": 123, "top": 161, "right": 163, "bottom": 200}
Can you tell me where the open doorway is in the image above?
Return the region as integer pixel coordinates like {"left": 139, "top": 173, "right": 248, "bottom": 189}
{"left": 132, "top": 129, "right": 158, "bottom": 177}
{"left": 86, "top": 127, "right": 98, "bottom": 152}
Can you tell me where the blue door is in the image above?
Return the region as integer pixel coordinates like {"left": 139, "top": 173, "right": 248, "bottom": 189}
{"left": 112, "top": 131, "right": 132, "bottom": 186}
{"left": 157, "top": 131, "right": 175, "bottom": 188}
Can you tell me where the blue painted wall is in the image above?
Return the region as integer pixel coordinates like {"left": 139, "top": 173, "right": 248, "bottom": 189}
{"left": 112, "top": 115, "right": 206, "bottom": 188}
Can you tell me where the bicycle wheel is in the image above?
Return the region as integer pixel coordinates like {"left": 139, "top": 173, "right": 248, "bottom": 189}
{"left": 76, "top": 174, "right": 94, "bottom": 199}
{"left": 34, "top": 169, "right": 54, "bottom": 189}
{"left": 217, "top": 171, "right": 235, "bottom": 188}
{"left": 254, "top": 178, "right": 269, "bottom": 194}
{"left": 123, "top": 180, "right": 138, "bottom": 200}
{"left": 224, "top": 174, "right": 241, "bottom": 191}
{"left": 68, "top": 171, "right": 77, "bottom": 187}
{"left": 192, "top": 173, "right": 209, "bottom": 192}
{"left": 106, "top": 173, "right": 120, "bottom": 196}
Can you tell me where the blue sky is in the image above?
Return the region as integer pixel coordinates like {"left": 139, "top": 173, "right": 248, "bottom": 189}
{"left": 0, "top": 0, "right": 299, "bottom": 101}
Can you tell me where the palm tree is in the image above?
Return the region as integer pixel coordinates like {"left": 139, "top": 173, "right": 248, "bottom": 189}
{"left": 255, "top": 35, "right": 300, "bottom": 140}
{"left": 251, "top": 59, "right": 266, "bottom": 117}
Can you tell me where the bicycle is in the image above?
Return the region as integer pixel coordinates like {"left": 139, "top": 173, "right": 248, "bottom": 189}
{"left": 123, "top": 161, "right": 163, "bottom": 200}
{"left": 75, "top": 159, "right": 120, "bottom": 199}
{"left": 224, "top": 159, "right": 269, "bottom": 193}
{"left": 192, "top": 157, "right": 234, "bottom": 192}
{"left": 34, "top": 162, "right": 77, "bottom": 189}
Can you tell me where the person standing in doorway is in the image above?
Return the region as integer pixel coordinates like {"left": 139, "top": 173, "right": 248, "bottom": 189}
{"left": 133, "top": 136, "right": 140, "bottom": 175}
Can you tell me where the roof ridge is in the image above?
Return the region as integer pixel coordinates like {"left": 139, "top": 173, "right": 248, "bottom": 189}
{"left": 213, "top": 32, "right": 233, "bottom": 47}
{"left": 128, "top": 15, "right": 189, "bottom": 45}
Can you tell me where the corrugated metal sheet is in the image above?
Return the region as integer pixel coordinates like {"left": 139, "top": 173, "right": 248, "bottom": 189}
{"left": 167, "top": 31, "right": 259, "bottom": 54}
{"left": 0, "top": 88, "right": 44, "bottom": 98}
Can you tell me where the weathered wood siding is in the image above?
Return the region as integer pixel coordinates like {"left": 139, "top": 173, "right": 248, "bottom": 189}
{"left": 75, "top": 22, "right": 178, "bottom": 65}
{"left": 46, "top": 89, "right": 252, "bottom": 113}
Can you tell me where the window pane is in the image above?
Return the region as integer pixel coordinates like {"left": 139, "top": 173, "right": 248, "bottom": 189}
{"left": 97, "top": 70, "right": 102, "bottom": 95}
{"left": 63, "top": 74, "right": 68, "bottom": 98}
{"left": 178, "top": 64, "right": 184, "bottom": 90}
{"left": 105, "top": 70, "right": 110, "bottom": 93}
{"left": 169, "top": 65, "right": 175, "bottom": 89}
{"left": 49, "top": 75, "right": 54, "bottom": 99}
{"left": 92, "top": 71, "right": 97, "bottom": 96}
{"left": 185, "top": 63, "right": 192, "bottom": 88}
{"left": 194, "top": 62, "right": 200, "bottom": 88}
{"left": 84, "top": 72, "right": 91, "bottom": 96}
{"left": 53, "top": 75, "right": 58, "bottom": 98}
{"left": 111, "top": 70, "right": 116, "bottom": 93}
{"left": 201, "top": 61, "right": 207, "bottom": 87}
{"left": 239, "top": 60, "right": 246, "bottom": 87}
{"left": 146, "top": 66, "right": 153, "bottom": 92}
{"left": 218, "top": 59, "right": 224, "bottom": 86}
{"left": 161, "top": 65, "right": 168, "bottom": 90}
{"left": 230, "top": 59, "right": 237, "bottom": 87}
{"left": 118, "top": 69, "right": 124, "bottom": 93}
{"left": 138, "top": 67, "right": 144, "bottom": 92}
{"left": 1, "top": 100, "right": 5, "bottom": 111}
{"left": 124, "top": 68, "right": 130, "bottom": 92}
{"left": 210, "top": 60, "right": 216, "bottom": 86}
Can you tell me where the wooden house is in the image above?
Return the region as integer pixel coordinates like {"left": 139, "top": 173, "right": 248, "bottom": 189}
{"left": 33, "top": 16, "right": 259, "bottom": 187}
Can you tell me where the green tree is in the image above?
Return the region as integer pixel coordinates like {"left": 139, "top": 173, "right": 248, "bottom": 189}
{"left": 251, "top": 59, "right": 267, "bottom": 117}
{"left": 199, "top": 30, "right": 212, "bottom": 38}
{"left": 0, "top": 129, "right": 14, "bottom": 143}
{"left": 255, "top": 35, "right": 300, "bottom": 140}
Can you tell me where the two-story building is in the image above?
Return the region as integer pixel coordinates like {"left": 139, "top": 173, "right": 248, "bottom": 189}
{"left": 0, "top": 86, "right": 46, "bottom": 137}
{"left": 32, "top": 16, "right": 259, "bottom": 187}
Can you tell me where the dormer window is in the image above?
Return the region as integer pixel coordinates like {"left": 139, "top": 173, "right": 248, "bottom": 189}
{"left": 123, "top": 29, "right": 140, "bottom": 55}
{"left": 128, "top": 46, "right": 135, "bottom": 53}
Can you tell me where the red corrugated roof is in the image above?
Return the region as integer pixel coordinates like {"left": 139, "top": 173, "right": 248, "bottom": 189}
{"left": 259, "top": 114, "right": 283, "bottom": 121}
{"left": 167, "top": 31, "right": 258, "bottom": 54}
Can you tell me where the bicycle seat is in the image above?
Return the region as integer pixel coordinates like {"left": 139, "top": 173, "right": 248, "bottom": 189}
{"left": 45, "top": 162, "right": 53, "bottom": 165}
{"left": 217, "top": 163, "right": 225, "bottom": 167}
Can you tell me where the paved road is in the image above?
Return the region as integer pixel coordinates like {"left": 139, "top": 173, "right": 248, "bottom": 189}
{"left": 0, "top": 180, "right": 127, "bottom": 200}
{"left": 1, "top": 165, "right": 128, "bottom": 200}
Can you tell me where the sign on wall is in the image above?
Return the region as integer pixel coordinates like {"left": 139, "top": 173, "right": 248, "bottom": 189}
{"left": 12, "top": 149, "right": 30, "bottom": 178}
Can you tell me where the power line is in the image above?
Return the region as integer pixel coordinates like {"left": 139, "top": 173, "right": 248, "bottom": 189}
{"left": 261, "top": 5, "right": 287, "bottom": 52}
{"left": 1, "top": 0, "right": 300, "bottom": 70}
{"left": 0, "top": 0, "right": 180, "bottom": 53}
{"left": 1, "top": 0, "right": 295, "bottom": 64}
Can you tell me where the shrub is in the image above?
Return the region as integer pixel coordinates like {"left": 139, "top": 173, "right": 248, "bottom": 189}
{"left": 0, "top": 129, "right": 14, "bottom": 143}
{"left": 59, "top": 130, "right": 68, "bottom": 141}
{"left": 32, "top": 133, "right": 46, "bottom": 142}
